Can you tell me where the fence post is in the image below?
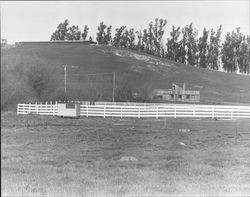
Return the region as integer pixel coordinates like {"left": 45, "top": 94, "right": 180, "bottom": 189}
{"left": 29, "top": 103, "right": 31, "bottom": 114}
{"left": 35, "top": 102, "right": 38, "bottom": 114}
{"left": 55, "top": 101, "right": 58, "bottom": 116}
{"left": 104, "top": 105, "right": 106, "bottom": 118}
{"left": 50, "top": 101, "right": 52, "bottom": 115}
{"left": 174, "top": 105, "right": 176, "bottom": 118}
{"left": 231, "top": 107, "right": 233, "bottom": 120}
{"left": 52, "top": 101, "right": 54, "bottom": 116}
{"left": 86, "top": 105, "right": 88, "bottom": 117}
{"left": 17, "top": 104, "right": 19, "bottom": 115}
{"left": 121, "top": 106, "right": 123, "bottom": 119}
{"left": 138, "top": 107, "right": 140, "bottom": 119}
{"left": 45, "top": 101, "right": 47, "bottom": 115}
{"left": 212, "top": 107, "right": 214, "bottom": 119}
{"left": 52, "top": 102, "right": 54, "bottom": 116}
{"left": 156, "top": 106, "right": 158, "bottom": 119}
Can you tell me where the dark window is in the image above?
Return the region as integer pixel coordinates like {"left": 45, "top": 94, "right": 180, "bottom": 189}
{"left": 66, "top": 103, "right": 75, "bottom": 109}
{"left": 186, "top": 95, "right": 190, "bottom": 99}
{"left": 178, "top": 95, "right": 182, "bottom": 99}
{"left": 171, "top": 94, "right": 174, "bottom": 99}
{"left": 156, "top": 95, "right": 163, "bottom": 100}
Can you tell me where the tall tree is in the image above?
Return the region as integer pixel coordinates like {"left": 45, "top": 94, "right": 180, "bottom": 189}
{"left": 152, "top": 18, "right": 167, "bottom": 57}
{"left": 140, "top": 18, "right": 167, "bottom": 56}
{"left": 166, "top": 26, "right": 182, "bottom": 61}
{"left": 238, "top": 35, "right": 249, "bottom": 74}
{"left": 104, "top": 25, "right": 112, "bottom": 45}
{"left": 96, "top": 22, "right": 107, "bottom": 44}
{"left": 142, "top": 29, "right": 150, "bottom": 53}
{"left": 120, "top": 29, "right": 129, "bottom": 48}
{"left": 178, "top": 33, "right": 188, "bottom": 64}
{"left": 81, "top": 25, "right": 89, "bottom": 40}
{"left": 222, "top": 32, "right": 235, "bottom": 72}
{"left": 207, "top": 25, "right": 222, "bottom": 70}
{"left": 127, "top": 28, "right": 136, "bottom": 50}
{"left": 198, "top": 28, "right": 209, "bottom": 68}
{"left": 148, "top": 22, "right": 154, "bottom": 54}
{"left": 136, "top": 30, "right": 143, "bottom": 51}
{"left": 50, "top": 20, "right": 83, "bottom": 41}
{"left": 182, "top": 23, "right": 199, "bottom": 66}
{"left": 118, "top": 28, "right": 136, "bottom": 49}
{"left": 113, "top": 26, "right": 126, "bottom": 47}
{"left": 66, "top": 25, "right": 81, "bottom": 40}
{"left": 51, "top": 19, "right": 70, "bottom": 41}
{"left": 222, "top": 28, "right": 243, "bottom": 73}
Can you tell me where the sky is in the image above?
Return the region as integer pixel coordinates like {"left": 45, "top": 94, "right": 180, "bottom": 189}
{"left": 1, "top": 1, "right": 249, "bottom": 44}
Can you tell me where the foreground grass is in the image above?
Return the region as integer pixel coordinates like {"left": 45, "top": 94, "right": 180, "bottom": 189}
{"left": 1, "top": 112, "right": 250, "bottom": 196}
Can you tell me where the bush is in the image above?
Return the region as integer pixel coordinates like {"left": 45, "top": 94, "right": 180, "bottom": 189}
{"left": 1, "top": 52, "right": 62, "bottom": 111}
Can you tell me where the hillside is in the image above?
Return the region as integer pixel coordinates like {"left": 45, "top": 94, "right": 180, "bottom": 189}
{"left": 1, "top": 43, "right": 250, "bottom": 109}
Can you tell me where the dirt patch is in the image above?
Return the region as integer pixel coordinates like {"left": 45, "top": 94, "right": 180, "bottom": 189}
{"left": 102, "top": 49, "right": 175, "bottom": 74}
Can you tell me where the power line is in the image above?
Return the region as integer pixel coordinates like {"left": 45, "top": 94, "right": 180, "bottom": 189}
{"left": 61, "top": 72, "right": 114, "bottom": 77}
{"left": 85, "top": 72, "right": 114, "bottom": 76}
{"left": 63, "top": 65, "right": 115, "bottom": 101}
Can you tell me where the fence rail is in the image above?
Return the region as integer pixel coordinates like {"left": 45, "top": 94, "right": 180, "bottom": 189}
{"left": 80, "top": 104, "right": 250, "bottom": 119}
{"left": 17, "top": 102, "right": 250, "bottom": 119}
{"left": 17, "top": 102, "right": 58, "bottom": 116}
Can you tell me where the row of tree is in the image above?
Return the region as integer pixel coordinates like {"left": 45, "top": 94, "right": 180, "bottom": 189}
{"left": 51, "top": 19, "right": 90, "bottom": 41}
{"left": 51, "top": 19, "right": 250, "bottom": 74}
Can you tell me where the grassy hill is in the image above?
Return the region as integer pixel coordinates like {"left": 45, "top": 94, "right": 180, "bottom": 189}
{"left": 1, "top": 43, "right": 250, "bottom": 110}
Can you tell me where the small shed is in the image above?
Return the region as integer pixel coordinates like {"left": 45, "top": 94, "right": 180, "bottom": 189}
{"left": 57, "top": 102, "right": 81, "bottom": 118}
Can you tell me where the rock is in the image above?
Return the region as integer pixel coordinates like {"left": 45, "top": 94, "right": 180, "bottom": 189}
{"left": 179, "top": 142, "right": 187, "bottom": 146}
{"left": 119, "top": 156, "right": 138, "bottom": 162}
{"left": 179, "top": 129, "right": 190, "bottom": 132}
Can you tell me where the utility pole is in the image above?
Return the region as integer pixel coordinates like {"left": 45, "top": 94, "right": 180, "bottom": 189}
{"left": 63, "top": 65, "right": 67, "bottom": 93}
{"left": 112, "top": 72, "right": 115, "bottom": 102}
{"left": 63, "top": 65, "right": 79, "bottom": 94}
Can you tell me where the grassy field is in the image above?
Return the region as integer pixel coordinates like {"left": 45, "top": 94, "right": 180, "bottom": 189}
{"left": 1, "top": 112, "right": 250, "bottom": 196}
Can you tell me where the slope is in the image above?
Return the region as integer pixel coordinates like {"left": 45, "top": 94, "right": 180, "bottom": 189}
{"left": 1, "top": 43, "right": 250, "bottom": 107}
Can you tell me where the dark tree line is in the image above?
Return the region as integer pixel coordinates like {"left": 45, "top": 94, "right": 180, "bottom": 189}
{"left": 51, "top": 19, "right": 250, "bottom": 74}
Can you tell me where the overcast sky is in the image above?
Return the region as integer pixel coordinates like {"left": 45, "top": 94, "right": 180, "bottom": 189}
{"left": 1, "top": 1, "right": 249, "bottom": 44}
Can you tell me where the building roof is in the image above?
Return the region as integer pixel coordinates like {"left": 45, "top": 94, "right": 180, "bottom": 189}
{"left": 15, "top": 40, "right": 97, "bottom": 46}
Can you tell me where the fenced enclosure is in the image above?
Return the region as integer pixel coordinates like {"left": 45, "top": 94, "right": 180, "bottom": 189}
{"left": 17, "top": 102, "right": 250, "bottom": 119}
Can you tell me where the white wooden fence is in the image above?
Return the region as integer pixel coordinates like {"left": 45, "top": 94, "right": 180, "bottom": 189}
{"left": 17, "top": 101, "right": 250, "bottom": 119}
{"left": 17, "top": 102, "right": 58, "bottom": 116}
{"left": 80, "top": 104, "right": 250, "bottom": 119}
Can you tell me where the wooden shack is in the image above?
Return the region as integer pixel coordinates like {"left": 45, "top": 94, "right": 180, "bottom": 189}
{"left": 151, "top": 83, "right": 200, "bottom": 103}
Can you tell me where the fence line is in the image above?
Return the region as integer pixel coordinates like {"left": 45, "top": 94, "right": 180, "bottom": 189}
{"left": 17, "top": 101, "right": 250, "bottom": 119}
{"left": 77, "top": 101, "right": 250, "bottom": 107}
{"left": 17, "top": 102, "right": 58, "bottom": 116}
{"left": 79, "top": 104, "right": 250, "bottom": 119}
